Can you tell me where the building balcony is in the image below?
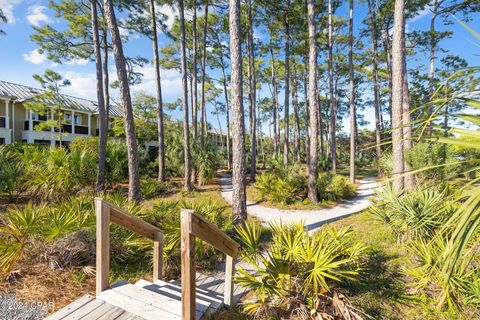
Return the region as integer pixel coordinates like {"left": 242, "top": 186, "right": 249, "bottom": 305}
{"left": 24, "top": 120, "right": 89, "bottom": 135}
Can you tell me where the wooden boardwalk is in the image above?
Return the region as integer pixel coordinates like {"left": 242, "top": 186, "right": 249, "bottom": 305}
{"left": 45, "top": 272, "right": 246, "bottom": 320}
{"left": 45, "top": 199, "right": 245, "bottom": 320}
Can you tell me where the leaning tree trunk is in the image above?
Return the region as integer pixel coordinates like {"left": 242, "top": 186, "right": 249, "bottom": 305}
{"left": 283, "top": 13, "right": 290, "bottom": 165}
{"left": 229, "top": 0, "right": 247, "bottom": 224}
{"left": 348, "top": 0, "right": 356, "bottom": 184}
{"left": 150, "top": 0, "right": 165, "bottom": 182}
{"left": 368, "top": 0, "right": 382, "bottom": 175}
{"left": 200, "top": 1, "right": 209, "bottom": 146}
{"left": 179, "top": 0, "right": 192, "bottom": 191}
{"left": 307, "top": 0, "right": 319, "bottom": 202}
{"left": 328, "top": 0, "right": 336, "bottom": 173}
{"left": 391, "top": 0, "right": 406, "bottom": 191}
{"left": 92, "top": 0, "right": 106, "bottom": 192}
{"left": 102, "top": 28, "right": 110, "bottom": 147}
{"left": 104, "top": 0, "right": 141, "bottom": 202}
{"left": 247, "top": 0, "right": 256, "bottom": 182}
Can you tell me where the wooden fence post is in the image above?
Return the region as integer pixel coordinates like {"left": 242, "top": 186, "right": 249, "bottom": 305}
{"left": 153, "top": 231, "right": 163, "bottom": 281}
{"left": 181, "top": 209, "right": 196, "bottom": 320}
{"left": 224, "top": 255, "right": 235, "bottom": 307}
{"left": 95, "top": 198, "right": 110, "bottom": 295}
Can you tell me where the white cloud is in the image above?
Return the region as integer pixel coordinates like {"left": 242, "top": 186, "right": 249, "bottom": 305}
{"left": 26, "top": 5, "right": 50, "bottom": 27}
{"left": 22, "top": 48, "right": 47, "bottom": 64}
{"left": 131, "top": 64, "right": 182, "bottom": 101}
{"left": 65, "top": 58, "right": 89, "bottom": 66}
{"left": 62, "top": 71, "right": 98, "bottom": 97}
{"left": 158, "top": 5, "right": 177, "bottom": 30}
{"left": 0, "top": 0, "right": 22, "bottom": 23}
{"left": 409, "top": 5, "right": 432, "bottom": 23}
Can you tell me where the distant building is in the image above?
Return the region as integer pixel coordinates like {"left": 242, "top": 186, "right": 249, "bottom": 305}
{"left": 0, "top": 80, "right": 121, "bottom": 146}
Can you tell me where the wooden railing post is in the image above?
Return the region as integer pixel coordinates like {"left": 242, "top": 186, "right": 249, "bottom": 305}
{"left": 153, "top": 231, "right": 163, "bottom": 281}
{"left": 95, "top": 198, "right": 110, "bottom": 295}
{"left": 224, "top": 255, "right": 235, "bottom": 308}
{"left": 181, "top": 209, "right": 196, "bottom": 320}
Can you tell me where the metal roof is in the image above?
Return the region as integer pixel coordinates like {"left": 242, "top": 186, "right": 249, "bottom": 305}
{"left": 0, "top": 80, "right": 122, "bottom": 117}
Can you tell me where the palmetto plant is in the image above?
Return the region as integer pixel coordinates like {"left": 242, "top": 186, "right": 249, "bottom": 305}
{"left": 369, "top": 184, "right": 456, "bottom": 241}
{"left": 0, "top": 197, "right": 95, "bottom": 273}
{"left": 402, "top": 22, "right": 480, "bottom": 309}
{"left": 234, "top": 221, "right": 366, "bottom": 317}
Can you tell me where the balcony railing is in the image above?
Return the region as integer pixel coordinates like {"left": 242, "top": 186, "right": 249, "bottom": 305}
{"left": 24, "top": 120, "right": 89, "bottom": 135}
{"left": 0, "top": 117, "right": 5, "bottom": 128}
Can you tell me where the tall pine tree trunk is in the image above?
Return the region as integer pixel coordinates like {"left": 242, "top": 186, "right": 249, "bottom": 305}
{"left": 229, "top": 0, "right": 247, "bottom": 224}
{"left": 92, "top": 0, "right": 106, "bottom": 192}
{"left": 292, "top": 65, "right": 301, "bottom": 163}
{"left": 391, "top": 0, "right": 406, "bottom": 191}
{"left": 200, "top": 1, "right": 209, "bottom": 146}
{"left": 247, "top": 0, "right": 256, "bottom": 181}
{"left": 348, "top": 0, "right": 356, "bottom": 184}
{"left": 102, "top": 29, "right": 110, "bottom": 145}
{"left": 179, "top": 0, "right": 192, "bottom": 191}
{"left": 192, "top": 4, "right": 198, "bottom": 139}
{"left": 402, "top": 43, "right": 414, "bottom": 190}
{"left": 103, "top": 0, "right": 140, "bottom": 201}
{"left": 307, "top": 0, "right": 319, "bottom": 202}
{"left": 150, "top": 0, "right": 165, "bottom": 182}
{"left": 328, "top": 0, "right": 336, "bottom": 173}
{"left": 220, "top": 61, "right": 232, "bottom": 171}
{"left": 283, "top": 13, "right": 290, "bottom": 165}
{"left": 368, "top": 0, "right": 382, "bottom": 175}
{"left": 270, "top": 48, "right": 280, "bottom": 155}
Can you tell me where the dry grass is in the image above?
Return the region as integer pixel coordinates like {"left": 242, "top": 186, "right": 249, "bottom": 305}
{"left": 0, "top": 263, "right": 95, "bottom": 312}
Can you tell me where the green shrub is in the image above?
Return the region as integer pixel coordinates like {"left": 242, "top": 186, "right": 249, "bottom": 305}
{"left": 254, "top": 172, "right": 276, "bottom": 197}
{"left": 235, "top": 221, "right": 366, "bottom": 318}
{"left": 369, "top": 184, "right": 456, "bottom": 241}
{"left": 0, "top": 145, "right": 24, "bottom": 198}
{"left": 379, "top": 152, "right": 393, "bottom": 177}
{"left": 405, "top": 142, "right": 459, "bottom": 185}
{"left": 317, "top": 172, "right": 355, "bottom": 201}
{"left": 140, "top": 179, "right": 172, "bottom": 199}
{"left": 328, "top": 174, "right": 355, "bottom": 199}
{"left": 191, "top": 139, "right": 222, "bottom": 186}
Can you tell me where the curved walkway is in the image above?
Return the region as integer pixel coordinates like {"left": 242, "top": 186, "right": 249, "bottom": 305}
{"left": 219, "top": 173, "right": 379, "bottom": 231}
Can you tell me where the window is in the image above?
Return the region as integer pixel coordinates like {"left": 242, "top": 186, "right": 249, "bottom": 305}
{"left": 0, "top": 138, "right": 4, "bottom": 145}
{"left": 64, "top": 114, "right": 81, "bottom": 125}
{"left": 31, "top": 112, "right": 47, "bottom": 121}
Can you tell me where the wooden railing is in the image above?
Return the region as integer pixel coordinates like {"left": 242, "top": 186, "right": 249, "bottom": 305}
{"left": 180, "top": 209, "right": 240, "bottom": 320}
{"left": 94, "top": 198, "right": 164, "bottom": 295}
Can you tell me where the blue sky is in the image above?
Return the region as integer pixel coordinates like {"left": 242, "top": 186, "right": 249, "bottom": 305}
{"left": 0, "top": 0, "right": 478, "bottom": 134}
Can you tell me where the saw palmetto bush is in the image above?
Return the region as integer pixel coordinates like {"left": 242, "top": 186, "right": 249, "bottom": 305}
{"left": 384, "top": 24, "right": 480, "bottom": 309}
{"left": 369, "top": 184, "right": 456, "bottom": 242}
{"left": 0, "top": 195, "right": 95, "bottom": 273}
{"left": 0, "top": 145, "right": 24, "bottom": 199}
{"left": 143, "top": 198, "right": 233, "bottom": 278}
{"left": 234, "top": 221, "right": 366, "bottom": 318}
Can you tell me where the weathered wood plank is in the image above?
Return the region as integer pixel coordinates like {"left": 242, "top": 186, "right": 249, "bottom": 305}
{"left": 103, "top": 199, "right": 162, "bottom": 240}
{"left": 190, "top": 213, "right": 239, "bottom": 258}
{"left": 153, "top": 231, "right": 163, "bottom": 281}
{"left": 181, "top": 209, "right": 196, "bottom": 320}
{"left": 44, "top": 295, "right": 95, "bottom": 320}
{"left": 77, "top": 301, "right": 112, "bottom": 319}
{"left": 95, "top": 198, "right": 110, "bottom": 295}
{"left": 62, "top": 298, "right": 104, "bottom": 319}
{"left": 223, "top": 256, "right": 234, "bottom": 307}
{"left": 98, "top": 288, "right": 183, "bottom": 320}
